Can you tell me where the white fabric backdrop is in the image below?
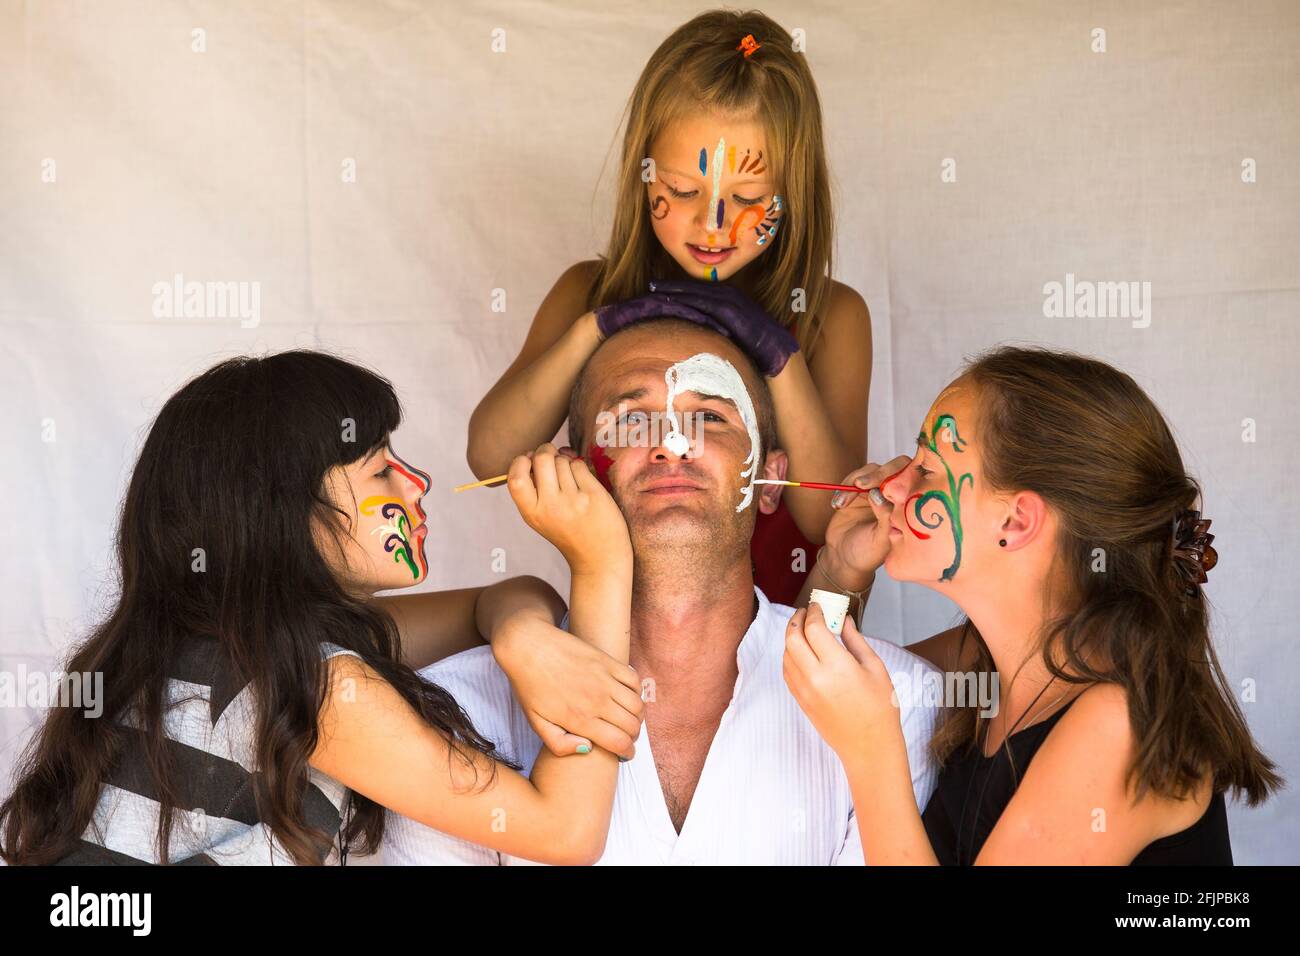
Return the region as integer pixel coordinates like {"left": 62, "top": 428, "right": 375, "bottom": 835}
{"left": 1, "top": 0, "right": 1295, "bottom": 863}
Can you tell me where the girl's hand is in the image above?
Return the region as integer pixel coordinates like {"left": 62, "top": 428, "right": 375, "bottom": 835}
{"left": 593, "top": 294, "right": 733, "bottom": 343}
{"left": 782, "top": 603, "right": 903, "bottom": 757}
{"left": 493, "top": 612, "right": 644, "bottom": 759}
{"left": 644, "top": 279, "right": 800, "bottom": 376}
{"left": 507, "top": 442, "right": 632, "bottom": 576}
{"left": 820, "top": 456, "right": 913, "bottom": 588}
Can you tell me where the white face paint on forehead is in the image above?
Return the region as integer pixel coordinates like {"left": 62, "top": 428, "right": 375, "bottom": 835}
{"left": 662, "top": 352, "right": 762, "bottom": 512}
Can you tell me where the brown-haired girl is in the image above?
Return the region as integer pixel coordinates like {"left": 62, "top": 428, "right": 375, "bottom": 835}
{"left": 784, "top": 345, "right": 1281, "bottom": 863}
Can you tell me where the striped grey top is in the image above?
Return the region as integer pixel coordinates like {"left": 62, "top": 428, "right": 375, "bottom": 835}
{"left": 56, "top": 637, "right": 360, "bottom": 865}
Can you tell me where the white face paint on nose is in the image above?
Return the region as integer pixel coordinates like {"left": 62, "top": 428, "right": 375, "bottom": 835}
{"left": 662, "top": 430, "right": 691, "bottom": 457}
{"left": 661, "top": 352, "right": 761, "bottom": 512}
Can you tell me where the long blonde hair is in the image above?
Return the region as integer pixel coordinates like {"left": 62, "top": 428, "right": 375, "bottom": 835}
{"left": 587, "top": 9, "right": 835, "bottom": 361}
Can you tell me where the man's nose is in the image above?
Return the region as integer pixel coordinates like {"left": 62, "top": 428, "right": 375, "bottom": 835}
{"left": 649, "top": 424, "right": 694, "bottom": 461}
{"left": 650, "top": 438, "right": 691, "bottom": 462}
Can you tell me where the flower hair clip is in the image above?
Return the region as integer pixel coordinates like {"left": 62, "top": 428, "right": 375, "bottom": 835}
{"left": 1171, "top": 509, "right": 1218, "bottom": 597}
{"left": 737, "top": 34, "right": 762, "bottom": 58}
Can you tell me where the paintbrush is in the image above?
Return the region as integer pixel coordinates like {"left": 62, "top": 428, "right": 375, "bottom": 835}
{"left": 753, "top": 478, "right": 862, "bottom": 493}
{"left": 759, "top": 478, "right": 889, "bottom": 509}
{"left": 455, "top": 472, "right": 883, "bottom": 498}
{"left": 453, "top": 455, "right": 591, "bottom": 492}
{"left": 453, "top": 474, "right": 510, "bottom": 492}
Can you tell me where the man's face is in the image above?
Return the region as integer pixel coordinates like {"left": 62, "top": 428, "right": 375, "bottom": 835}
{"left": 577, "top": 325, "right": 786, "bottom": 563}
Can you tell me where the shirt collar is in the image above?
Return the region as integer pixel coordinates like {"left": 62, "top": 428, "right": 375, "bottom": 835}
{"left": 735, "top": 584, "right": 778, "bottom": 676}
{"left": 560, "top": 584, "right": 779, "bottom": 676}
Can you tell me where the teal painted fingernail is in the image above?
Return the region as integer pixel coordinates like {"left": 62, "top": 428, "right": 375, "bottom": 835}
{"left": 618, "top": 755, "right": 630, "bottom": 763}
{"left": 576, "top": 743, "right": 591, "bottom": 754}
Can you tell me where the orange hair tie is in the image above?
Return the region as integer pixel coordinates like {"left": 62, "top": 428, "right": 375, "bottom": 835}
{"left": 737, "top": 34, "right": 762, "bottom": 58}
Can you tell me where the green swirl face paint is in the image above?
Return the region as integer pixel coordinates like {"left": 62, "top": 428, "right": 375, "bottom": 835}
{"left": 360, "top": 494, "right": 423, "bottom": 580}
{"left": 902, "top": 413, "right": 974, "bottom": 582}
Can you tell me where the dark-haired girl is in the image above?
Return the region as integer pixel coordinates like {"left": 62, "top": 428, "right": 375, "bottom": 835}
{"left": 784, "top": 346, "right": 1282, "bottom": 864}
{"left": 0, "top": 351, "right": 639, "bottom": 865}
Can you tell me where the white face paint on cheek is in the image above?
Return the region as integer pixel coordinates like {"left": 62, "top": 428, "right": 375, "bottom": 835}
{"left": 662, "top": 352, "right": 762, "bottom": 512}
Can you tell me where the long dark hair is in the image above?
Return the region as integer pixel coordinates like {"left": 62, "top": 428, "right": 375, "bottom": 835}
{"left": 0, "top": 350, "right": 512, "bottom": 864}
{"left": 931, "top": 346, "right": 1282, "bottom": 808}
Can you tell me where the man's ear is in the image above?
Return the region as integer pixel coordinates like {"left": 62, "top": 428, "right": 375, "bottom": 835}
{"left": 757, "top": 449, "right": 788, "bottom": 515}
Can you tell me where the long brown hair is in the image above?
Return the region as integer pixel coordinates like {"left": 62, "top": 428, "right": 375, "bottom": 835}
{"left": 0, "top": 351, "right": 513, "bottom": 865}
{"left": 931, "top": 346, "right": 1282, "bottom": 808}
{"left": 587, "top": 8, "right": 835, "bottom": 360}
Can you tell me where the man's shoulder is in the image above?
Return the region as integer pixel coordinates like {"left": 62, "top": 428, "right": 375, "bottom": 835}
{"left": 761, "top": 593, "right": 937, "bottom": 666}
{"left": 419, "top": 644, "right": 503, "bottom": 686}
{"left": 864, "top": 634, "right": 942, "bottom": 680}
{"left": 761, "top": 591, "right": 941, "bottom": 699}
{"left": 418, "top": 647, "right": 534, "bottom": 762}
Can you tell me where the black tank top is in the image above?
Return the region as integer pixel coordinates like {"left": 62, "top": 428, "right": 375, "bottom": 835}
{"left": 921, "top": 698, "right": 1233, "bottom": 865}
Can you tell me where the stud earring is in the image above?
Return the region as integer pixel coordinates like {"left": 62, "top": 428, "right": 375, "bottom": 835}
{"left": 998, "top": 539, "right": 1007, "bottom": 547}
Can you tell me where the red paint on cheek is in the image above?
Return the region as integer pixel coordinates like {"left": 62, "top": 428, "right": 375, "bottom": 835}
{"left": 585, "top": 443, "right": 615, "bottom": 491}
{"left": 903, "top": 492, "right": 932, "bottom": 540}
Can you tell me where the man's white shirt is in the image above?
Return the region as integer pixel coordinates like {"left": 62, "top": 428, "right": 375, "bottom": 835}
{"left": 384, "top": 586, "right": 943, "bottom": 865}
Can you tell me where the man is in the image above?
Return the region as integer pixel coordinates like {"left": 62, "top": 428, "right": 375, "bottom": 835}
{"left": 384, "top": 319, "right": 941, "bottom": 864}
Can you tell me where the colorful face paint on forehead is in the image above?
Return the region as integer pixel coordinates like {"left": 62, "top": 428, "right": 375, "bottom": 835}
{"left": 703, "top": 137, "right": 728, "bottom": 282}
{"left": 737, "top": 148, "right": 766, "bottom": 175}
{"left": 706, "top": 138, "right": 726, "bottom": 236}
{"left": 660, "top": 352, "right": 762, "bottom": 512}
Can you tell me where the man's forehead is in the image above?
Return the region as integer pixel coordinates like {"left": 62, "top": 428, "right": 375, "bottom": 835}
{"left": 591, "top": 334, "right": 750, "bottom": 403}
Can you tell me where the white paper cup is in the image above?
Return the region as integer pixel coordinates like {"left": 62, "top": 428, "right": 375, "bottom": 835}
{"left": 808, "top": 588, "right": 850, "bottom": 638}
